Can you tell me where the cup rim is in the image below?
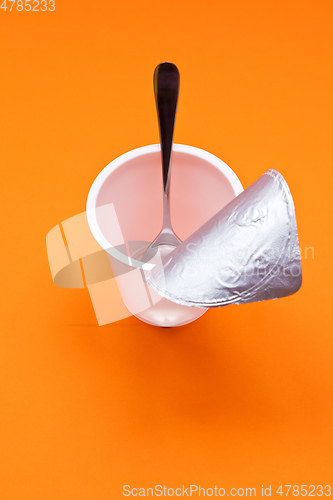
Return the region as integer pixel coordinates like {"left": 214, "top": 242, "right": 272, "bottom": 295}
{"left": 86, "top": 143, "right": 244, "bottom": 270}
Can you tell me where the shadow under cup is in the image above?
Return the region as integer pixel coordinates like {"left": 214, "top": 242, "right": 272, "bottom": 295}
{"left": 86, "top": 144, "right": 243, "bottom": 327}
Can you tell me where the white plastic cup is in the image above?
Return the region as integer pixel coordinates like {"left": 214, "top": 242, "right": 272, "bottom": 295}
{"left": 86, "top": 144, "right": 243, "bottom": 327}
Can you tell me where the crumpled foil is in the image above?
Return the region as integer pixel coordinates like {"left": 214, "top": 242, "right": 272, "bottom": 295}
{"left": 146, "top": 169, "right": 302, "bottom": 307}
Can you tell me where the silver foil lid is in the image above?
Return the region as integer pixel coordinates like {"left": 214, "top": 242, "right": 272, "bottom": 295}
{"left": 146, "top": 169, "right": 302, "bottom": 307}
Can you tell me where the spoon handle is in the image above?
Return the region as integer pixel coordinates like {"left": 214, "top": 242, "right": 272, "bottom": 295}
{"left": 153, "top": 62, "right": 180, "bottom": 195}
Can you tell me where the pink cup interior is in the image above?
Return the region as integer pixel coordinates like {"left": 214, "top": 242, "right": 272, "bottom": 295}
{"left": 93, "top": 146, "right": 242, "bottom": 252}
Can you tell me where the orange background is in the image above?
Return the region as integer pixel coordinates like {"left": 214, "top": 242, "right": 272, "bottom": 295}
{"left": 1, "top": 0, "right": 333, "bottom": 498}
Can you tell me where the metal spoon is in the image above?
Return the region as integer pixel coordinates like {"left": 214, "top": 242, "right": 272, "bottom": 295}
{"left": 141, "top": 62, "right": 181, "bottom": 264}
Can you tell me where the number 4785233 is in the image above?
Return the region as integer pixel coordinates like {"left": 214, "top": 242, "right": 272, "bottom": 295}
{"left": 0, "top": 0, "right": 55, "bottom": 11}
